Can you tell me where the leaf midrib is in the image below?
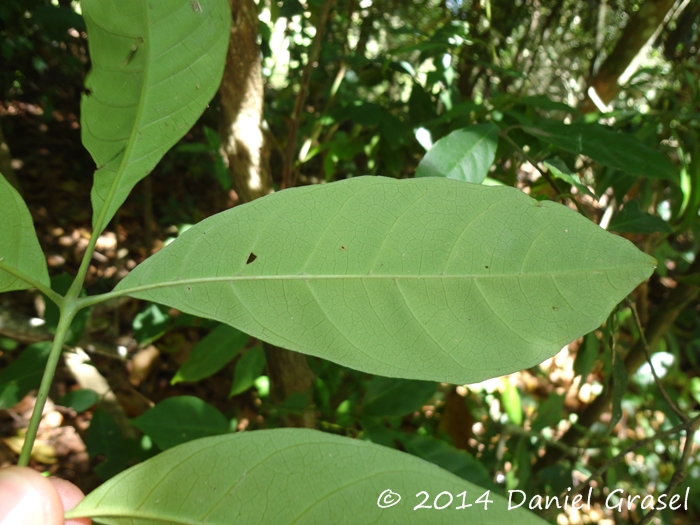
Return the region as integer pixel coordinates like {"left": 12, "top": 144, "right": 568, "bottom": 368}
{"left": 114, "top": 265, "right": 652, "bottom": 296}
{"left": 92, "top": 2, "right": 150, "bottom": 234}
{"left": 449, "top": 129, "right": 492, "bottom": 172}
{"left": 65, "top": 509, "right": 205, "bottom": 525}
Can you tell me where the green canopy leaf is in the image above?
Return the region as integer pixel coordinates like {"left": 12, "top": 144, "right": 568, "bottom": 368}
{"left": 0, "top": 343, "right": 51, "bottom": 409}
{"left": 401, "top": 433, "right": 497, "bottom": 491}
{"left": 67, "top": 429, "right": 549, "bottom": 524}
{"left": 0, "top": 174, "right": 50, "bottom": 292}
{"left": 416, "top": 124, "right": 499, "bottom": 183}
{"left": 363, "top": 377, "right": 437, "bottom": 417}
{"left": 58, "top": 389, "right": 100, "bottom": 413}
{"left": 608, "top": 201, "right": 672, "bottom": 234}
{"left": 81, "top": 0, "right": 229, "bottom": 233}
{"left": 172, "top": 324, "right": 249, "bottom": 384}
{"left": 543, "top": 158, "right": 596, "bottom": 198}
{"left": 131, "top": 396, "right": 230, "bottom": 450}
{"left": 114, "top": 177, "right": 655, "bottom": 384}
{"left": 229, "top": 346, "right": 266, "bottom": 397}
{"left": 524, "top": 122, "right": 677, "bottom": 181}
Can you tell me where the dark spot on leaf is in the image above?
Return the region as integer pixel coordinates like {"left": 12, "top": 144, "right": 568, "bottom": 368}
{"left": 485, "top": 266, "right": 489, "bottom": 269}
{"left": 341, "top": 245, "right": 346, "bottom": 250}
{"left": 552, "top": 306, "right": 558, "bottom": 311}
{"left": 246, "top": 253, "right": 257, "bottom": 264}
{"left": 187, "top": 286, "right": 191, "bottom": 291}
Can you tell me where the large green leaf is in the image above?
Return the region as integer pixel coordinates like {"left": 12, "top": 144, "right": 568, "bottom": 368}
{"left": 416, "top": 124, "right": 499, "bottom": 183}
{"left": 114, "top": 177, "right": 655, "bottom": 384}
{"left": 67, "top": 429, "right": 548, "bottom": 524}
{"left": 0, "top": 174, "right": 50, "bottom": 292}
{"left": 523, "top": 122, "right": 677, "bottom": 180}
{"left": 81, "top": 0, "right": 229, "bottom": 232}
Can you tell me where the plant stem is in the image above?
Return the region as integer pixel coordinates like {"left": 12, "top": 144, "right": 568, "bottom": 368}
{"left": 18, "top": 202, "right": 103, "bottom": 464}
{"left": 17, "top": 305, "right": 77, "bottom": 466}
{"left": 543, "top": 412, "right": 700, "bottom": 521}
{"left": 628, "top": 299, "right": 688, "bottom": 422}
{"left": 638, "top": 424, "right": 698, "bottom": 525}
{"left": 499, "top": 131, "right": 561, "bottom": 194}
{"left": 65, "top": 228, "right": 101, "bottom": 301}
{"left": 0, "top": 259, "right": 62, "bottom": 306}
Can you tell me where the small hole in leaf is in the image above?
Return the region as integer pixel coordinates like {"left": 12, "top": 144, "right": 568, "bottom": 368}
{"left": 246, "top": 253, "right": 257, "bottom": 264}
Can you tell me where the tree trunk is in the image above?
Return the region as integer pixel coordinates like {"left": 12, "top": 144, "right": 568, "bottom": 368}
{"left": 219, "top": 0, "right": 315, "bottom": 427}
{"left": 264, "top": 343, "right": 316, "bottom": 428}
{"left": 219, "top": 0, "right": 273, "bottom": 203}
{"left": 579, "top": 0, "right": 677, "bottom": 113}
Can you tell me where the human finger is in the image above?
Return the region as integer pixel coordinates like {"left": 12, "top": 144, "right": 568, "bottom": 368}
{"left": 0, "top": 466, "right": 64, "bottom": 525}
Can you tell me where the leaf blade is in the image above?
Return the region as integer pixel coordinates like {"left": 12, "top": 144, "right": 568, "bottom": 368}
{"left": 81, "top": 0, "right": 230, "bottom": 232}
{"left": 0, "top": 174, "right": 50, "bottom": 292}
{"left": 68, "top": 428, "right": 549, "bottom": 524}
{"left": 115, "top": 177, "right": 656, "bottom": 384}
{"left": 415, "top": 124, "right": 499, "bottom": 183}
{"left": 523, "top": 122, "right": 677, "bottom": 181}
{"left": 229, "top": 346, "right": 266, "bottom": 397}
{"left": 363, "top": 377, "right": 437, "bottom": 417}
{"left": 173, "top": 324, "right": 249, "bottom": 384}
{"left": 608, "top": 201, "right": 672, "bottom": 234}
{"left": 131, "top": 396, "right": 230, "bottom": 450}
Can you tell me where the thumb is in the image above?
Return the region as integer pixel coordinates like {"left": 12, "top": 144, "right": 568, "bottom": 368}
{"left": 0, "top": 466, "right": 64, "bottom": 525}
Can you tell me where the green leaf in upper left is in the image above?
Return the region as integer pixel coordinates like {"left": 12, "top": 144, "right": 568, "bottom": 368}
{"left": 0, "top": 173, "right": 50, "bottom": 293}
{"left": 81, "top": 0, "right": 230, "bottom": 234}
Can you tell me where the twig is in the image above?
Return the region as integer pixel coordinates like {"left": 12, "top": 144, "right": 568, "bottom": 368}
{"left": 0, "top": 304, "right": 126, "bottom": 360}
{"left": 502, "top": 423, "right": 582, "bottom": 459}
{"left": 499, "top": 130, "right": 561, "bottom": 195}
{"left": 544, "top": 412, "right": 700, "bottom": 521}
{"left": 628, "top": 299, "right": 688, "bottom": 422}
{"left": 280, "top": 0, "right": 334, "bottom": 190}
{"left": 638, "top": 424, "right": 697, "bottom": 525}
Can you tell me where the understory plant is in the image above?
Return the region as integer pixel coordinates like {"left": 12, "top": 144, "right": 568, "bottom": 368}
{"left": 0, "top": 0, "right": 660, "bottom": 523}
